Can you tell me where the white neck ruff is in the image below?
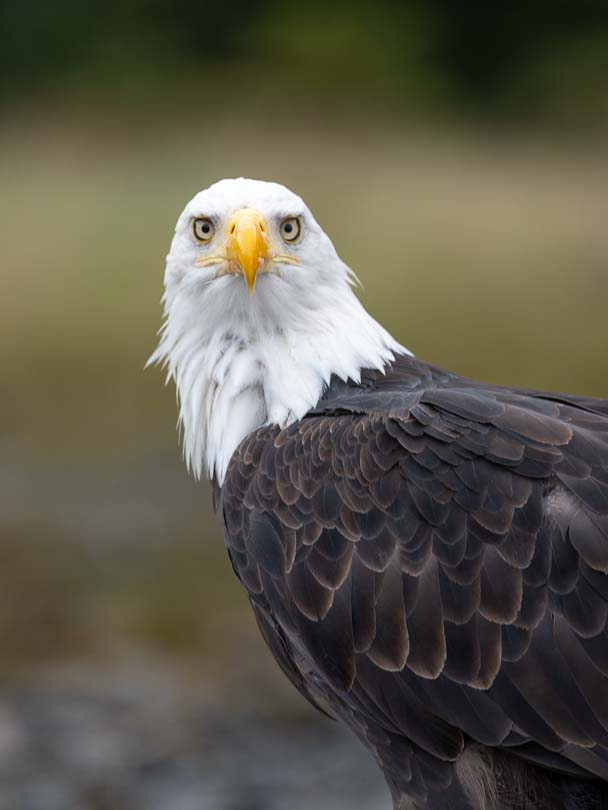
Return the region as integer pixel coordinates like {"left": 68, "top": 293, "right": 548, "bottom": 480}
{"left": 151, "top": 274, "right": 406, "bottom": 484}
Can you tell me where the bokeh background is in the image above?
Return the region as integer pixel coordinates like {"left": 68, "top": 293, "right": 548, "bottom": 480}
{"left": 2, "top": 2, "right": 608, "bottom": 808}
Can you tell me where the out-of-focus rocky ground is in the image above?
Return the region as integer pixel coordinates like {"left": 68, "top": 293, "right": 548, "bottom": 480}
{"left": 0, "top": 448, "right": 388, "bottom": 809}
{"left": 0, "top": 658, "right": 388, "bottom": 810}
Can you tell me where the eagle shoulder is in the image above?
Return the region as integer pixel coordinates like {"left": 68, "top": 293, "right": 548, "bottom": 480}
{"left": 219, "top": 355, "right": 608, "bottom": 802}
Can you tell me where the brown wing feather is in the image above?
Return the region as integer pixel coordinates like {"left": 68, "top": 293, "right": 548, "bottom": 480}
{"left": 219, "top": 354, "right": 608, "bottom": 805}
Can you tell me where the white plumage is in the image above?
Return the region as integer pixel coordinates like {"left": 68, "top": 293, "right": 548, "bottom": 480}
{"left": 149, "top": 178, "right": 405, "bottom": 481}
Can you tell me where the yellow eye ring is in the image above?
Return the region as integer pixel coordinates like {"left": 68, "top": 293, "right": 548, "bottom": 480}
{"left": 279, "top": 216, "right": 301, "bottom": 243}
{"left": 193, "top": 217, "right": 215, "bottom": 242}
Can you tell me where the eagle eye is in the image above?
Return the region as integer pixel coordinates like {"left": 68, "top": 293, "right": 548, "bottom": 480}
{"left": 193, "top": 218, "right": 215, "bottom": 243}
{"left": 280, "top": 216, "right": 301, "bottom": 243}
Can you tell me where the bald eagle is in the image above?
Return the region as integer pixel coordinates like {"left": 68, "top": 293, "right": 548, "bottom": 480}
{"left": 150, "top": 178, "right": 608, "bottom": 810}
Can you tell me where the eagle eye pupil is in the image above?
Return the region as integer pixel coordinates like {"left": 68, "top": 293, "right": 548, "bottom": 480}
{"left": 280, "top": 216, "right": 301, "bottom": 242}
{"left": 194, "top": 217, "right": 215, "bottom": 242}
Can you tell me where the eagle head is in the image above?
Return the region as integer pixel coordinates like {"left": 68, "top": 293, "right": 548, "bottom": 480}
{"left": 149, "top": 178, "right": 403, "bottom": 481}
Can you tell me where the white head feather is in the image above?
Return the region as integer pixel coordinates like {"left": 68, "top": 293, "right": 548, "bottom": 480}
{"left": 149, "top": 178, "right": 406, "bottom": 483}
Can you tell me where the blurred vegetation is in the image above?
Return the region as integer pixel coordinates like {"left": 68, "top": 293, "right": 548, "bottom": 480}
{"left": 2, "top": 1, "right": 608, "bottom": 129}
{"left": 0, "top": 2, "right": 607, "bottom": 690}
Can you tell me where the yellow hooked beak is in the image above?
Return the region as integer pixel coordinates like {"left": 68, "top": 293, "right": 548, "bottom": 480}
{"left": 226, "top": 208, "right": 269, "bottom": 294}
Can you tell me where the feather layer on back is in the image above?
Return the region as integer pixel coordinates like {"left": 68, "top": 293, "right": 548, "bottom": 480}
{"left": 218, "top": 354, "right": 608, "bottom": 809}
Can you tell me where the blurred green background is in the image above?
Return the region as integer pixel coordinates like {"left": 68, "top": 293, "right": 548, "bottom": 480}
{"left": 1, "top": 2, "right": 608, "bottom": 807}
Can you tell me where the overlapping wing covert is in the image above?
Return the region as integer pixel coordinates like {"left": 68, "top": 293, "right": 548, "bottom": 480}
{"left": 219, "top": 355, "right": 608, "bottom": 804}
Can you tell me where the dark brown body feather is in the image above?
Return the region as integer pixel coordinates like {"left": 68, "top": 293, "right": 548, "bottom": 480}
{"left": 217, "top": 354, "right": 608, "bottom": 809}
